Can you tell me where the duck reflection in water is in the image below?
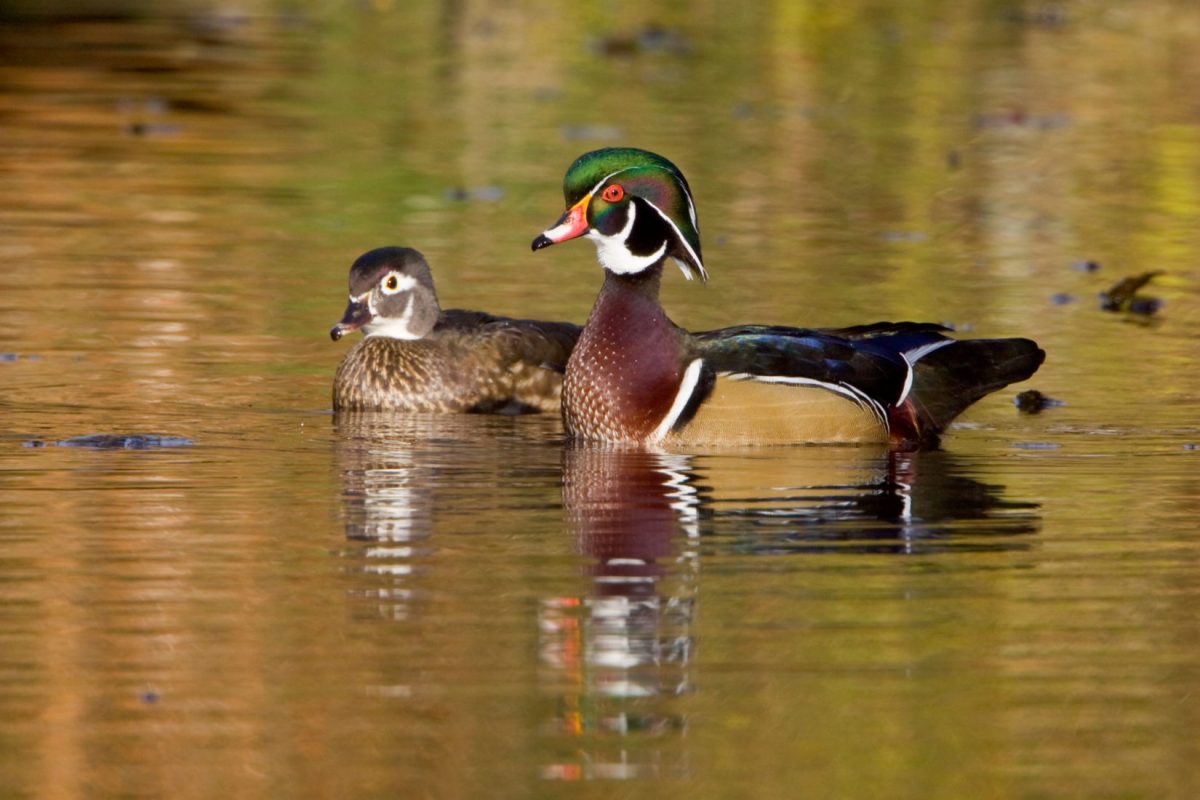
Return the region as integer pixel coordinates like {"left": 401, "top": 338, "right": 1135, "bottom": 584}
{"left": 332, "top": 411, "right": 444, "bottom": 623}
{"left": 544, "top": 443, "right": 1038, "bottom": 780}
{"left": 700, "top": 447, "right": 1041, "bottom": 553}
{"left": 541, "top": 444, "right": 699, "bottom": 781}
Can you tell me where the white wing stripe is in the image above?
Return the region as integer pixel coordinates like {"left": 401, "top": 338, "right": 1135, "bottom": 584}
{"left": 898, "top": 339, "right": 953, "bottom": 403}
{"left": 721, "top": 372, "right": 888, "bottom": 430}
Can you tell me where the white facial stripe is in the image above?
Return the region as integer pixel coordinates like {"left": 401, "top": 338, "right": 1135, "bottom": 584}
{"left": 364, "top": 294, "right": 422, "bottom": 340}
{"left": 652, "top": 358, "right": 705, "bottom": 443}
{"left": 380, "top": 272, "right": 418, "bottom": 296}
{"left": 587, "top": 202, "right": 667, "bottom": 275}
{"left": 644, "top": 200, "right": 706, "bottom": 281}
{"left": 583, "top": 167, "right": 705, "bottom": 281}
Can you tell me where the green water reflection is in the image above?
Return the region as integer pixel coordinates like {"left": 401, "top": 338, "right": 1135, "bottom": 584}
{"left": 1, "top": 1, "right": 1199, "bottom": 798}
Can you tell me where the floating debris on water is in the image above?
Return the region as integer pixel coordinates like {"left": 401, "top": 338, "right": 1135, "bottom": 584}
{"left": 23, "top": 434, "right": 195, "bottom": 450}
{"left": 592, "top": 24, "right": 689, "bottom": 56}
{"left": 560, "top": 124, "right": 623, "bottom": 141}
{"left": 127, "top": 121, "right": 182, "bottom": 137}
{"left": 1099, "top": 271, "right": 1163, "bottom": 314}
{"left": 1125, "top": 296, "right": 1162, "bottom": 316}
{"left": 1013, "top": 442, "right": 1062, "bottom": 450}
{"left": 442, "top": 186, "right": 505, "bottom": 203}
{"left": 974, "top": 110, "right": 1071, "bottom": 131}
{"left": 1050, "top": 292, "right": 1075, "bottom": 306}
{"left": 880, "top": 230, "right": 927, "bottom": 243}
{"left": 1006, "top": 5, "right": 1070, "bottom": 28}
{"left": 1072, "top": 260, "right": 1101, "bottom": 273}
{"left": 1014, "top": 389, "right": 1065, "bottom": 414}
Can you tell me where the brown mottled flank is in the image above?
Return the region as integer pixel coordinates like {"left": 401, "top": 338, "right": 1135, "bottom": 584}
{"left": 332, "top": 311, "right": 579, "bottom": 413}
{"left": 562, "top": 269, "right": 685, "bottom": 442}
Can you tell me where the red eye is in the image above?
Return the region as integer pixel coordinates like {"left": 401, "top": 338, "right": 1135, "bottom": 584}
{"left": 601, "top": 184, "right": 625, "bottom": 202}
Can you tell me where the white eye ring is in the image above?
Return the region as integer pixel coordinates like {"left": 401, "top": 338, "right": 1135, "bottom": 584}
{"left": 380, "top": 271, "right": 416, "bottom": 296}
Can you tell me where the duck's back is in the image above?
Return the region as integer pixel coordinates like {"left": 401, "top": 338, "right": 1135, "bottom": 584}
{"left": 332, "top": 311, "right": 579, "bottom": 413}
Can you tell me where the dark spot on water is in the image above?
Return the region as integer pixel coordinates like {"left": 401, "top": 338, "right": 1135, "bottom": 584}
{"left": 442, "top": 186, "right": 503, "bottom": 202}
{"left": 0, "top": 353, "right": 16, "bottom": 362}
{"left": 561, "top": 124, "right": 623, "bottom": 141}
{"left": 1014, "top": 389, "right": 1064, "bottom": 414}
{"left": 138, "top": 689, "right": 161, "bottom": 704}
{"left": 974, "top": 110, "right": 1071, "bottom": 131}
{"left": 638, "top": 24, "right": 688, "bottom": 54}
{"left": 23, "top": 434, "right": 195, "bottom": 449}
{"left": 1126, "top": 296, "right": 1162, "bottom": 316}
{"left": 1050, "top": 292, "right": 1075, "bottom": 306}
{"left": 592, "top": 24, "right": 689, "bottom": 57}
{"left": 470, "top": 186, "right": 504, "bottom": 202}
{"left": 1006, "top": 5, "right": 1070, "bottom": 28}
{"left": 1072, "top": 260, "right": 1100, "bottom": 273}
{"left": 946, "top": 149, "right": 961, "bottom": 170}
{"left": 1185, "top": 444, "right": 1199, "bottom": 451}
{"left": 1013, "top": 442, "right": 1061, "bottom": 450}
{"left": 880, "top": 230, "right": 927, "bottom": 243}
{"left": 127, "top": 121, "right": 182, "bottom": 137}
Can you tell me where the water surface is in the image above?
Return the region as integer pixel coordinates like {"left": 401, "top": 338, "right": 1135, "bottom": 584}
{"left": 2, "top": 2, "right": 1199, "bottom": 798}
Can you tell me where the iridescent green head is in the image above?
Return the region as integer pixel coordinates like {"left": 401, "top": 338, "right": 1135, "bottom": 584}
{"left": 532, "top": 148, "right": 706, "bottom": 281}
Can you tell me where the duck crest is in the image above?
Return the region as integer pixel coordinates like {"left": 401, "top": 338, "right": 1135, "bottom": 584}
{"left": 563, "top": 266, "right": 687, "bottom": 442}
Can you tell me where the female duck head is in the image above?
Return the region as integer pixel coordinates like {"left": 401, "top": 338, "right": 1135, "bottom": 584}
{"left": 532, "top": 148, "right": 706, "bottom": 282}
{"left": 330, "top": 247, "right": 441, "bottom": 341}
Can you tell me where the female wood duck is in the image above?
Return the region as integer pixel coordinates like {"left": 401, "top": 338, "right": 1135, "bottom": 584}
{"left": 330, "top": 247, "right": 580, "bottom": 413}
{"left": 531, "top": 148, "right": 1045, "bottom": 447}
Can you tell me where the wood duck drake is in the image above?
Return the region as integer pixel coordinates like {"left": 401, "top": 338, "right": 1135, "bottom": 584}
{"left": 330, "top": 247, "right": 580, "bottom": 413}
{"left": 531, "top": 148, "right": 1045, "bottom": 447}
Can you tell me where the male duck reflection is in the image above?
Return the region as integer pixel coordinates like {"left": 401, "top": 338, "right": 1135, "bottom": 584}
{"left": 330, "top": 247, "right": 579, "bottom": 412}
{"left": 532, "top": 148, "right": 1045, "bottom": 447}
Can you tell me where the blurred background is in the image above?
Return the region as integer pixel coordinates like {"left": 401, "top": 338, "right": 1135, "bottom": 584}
{"left": 1, "top": 1, "right": 1199, "bottom": 798}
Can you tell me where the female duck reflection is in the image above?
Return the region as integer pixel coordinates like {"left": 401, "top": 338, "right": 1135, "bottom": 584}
{"left": 331, "top": 412, "right": 441, "bottom": 624}
{"left": 544, "top": 445, "right": 1038, "bottom": 779}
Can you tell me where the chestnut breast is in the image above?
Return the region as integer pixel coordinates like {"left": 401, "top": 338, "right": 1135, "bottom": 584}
{"left": 562, "top": 281, "right": 685, "bottom": 443}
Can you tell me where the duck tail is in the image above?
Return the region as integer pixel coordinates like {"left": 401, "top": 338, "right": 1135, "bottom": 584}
{"left": 890, "top": 338, "right": 1045, "bottom": 445}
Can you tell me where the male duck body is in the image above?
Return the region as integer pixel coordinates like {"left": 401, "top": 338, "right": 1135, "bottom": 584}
{"left": 330, "top": 247, "right": 580, "bottom": 413}
{"left": 532, "top": 148, "right": 1044, "bottom": 447}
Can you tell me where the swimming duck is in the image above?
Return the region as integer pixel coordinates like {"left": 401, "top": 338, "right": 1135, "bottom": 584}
{"left": 330, "top": 247, "right": 580, "bottom": 413}
{"left": 531, "top": 148, "right": 1044, "bottom": 446}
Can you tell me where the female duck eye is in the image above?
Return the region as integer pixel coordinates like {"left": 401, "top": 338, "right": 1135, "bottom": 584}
{"left": 384, "top": 275, "right": 399, "bottom": 292}
{"left": 601, "top": 184, "right": 625, "bottom": 203}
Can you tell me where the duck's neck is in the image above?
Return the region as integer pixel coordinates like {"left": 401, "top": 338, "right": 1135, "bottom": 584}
{"left": 563, "top": 264, "right": 687, "bottom": 443}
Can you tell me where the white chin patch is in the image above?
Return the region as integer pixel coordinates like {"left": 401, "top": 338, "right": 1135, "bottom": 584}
{"left": 586, "top": 202, "right": 666, "bottom": 275}
{"left": 364, "top": 296, "right": 422, "bottom": 340}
